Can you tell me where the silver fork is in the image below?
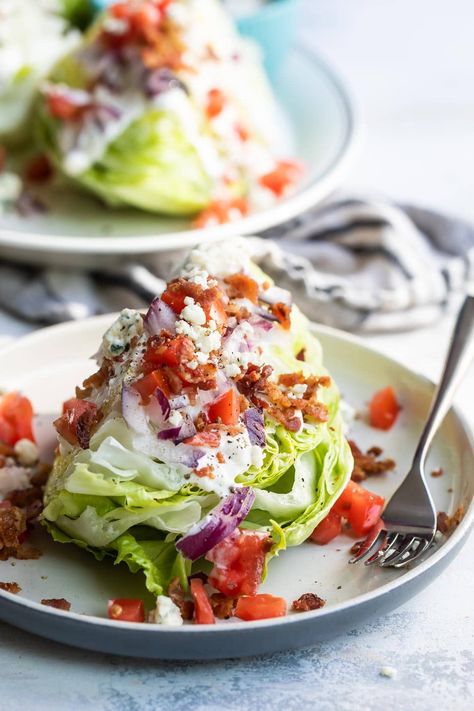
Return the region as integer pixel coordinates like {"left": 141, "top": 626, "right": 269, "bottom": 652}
{"left": 350, "top": 294, "right": 474, "bottom": 569}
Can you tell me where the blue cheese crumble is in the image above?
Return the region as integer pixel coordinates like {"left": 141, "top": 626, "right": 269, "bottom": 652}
{"left": 103, "top": 309, "right": 143, "bottom": 356}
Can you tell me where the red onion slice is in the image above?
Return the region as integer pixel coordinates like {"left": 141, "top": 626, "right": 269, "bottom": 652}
{"left": 260, "top": 285, "right": 292, "bottom": 306}
{"left": 158, "top": 427, "right": 182, "bottom": 441}
{"left": 243, "top": 408, "right": 266, "bottom": 447}
{"left": 176, "top": 487, "right": 256, "bottom": 561}
{"left": 155, "top": 388, "right": 170, "bottom": 419}
{"left": 144, "top": 298, "right": 176, "bottom": 336}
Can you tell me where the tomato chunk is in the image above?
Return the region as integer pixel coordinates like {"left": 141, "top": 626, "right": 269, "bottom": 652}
{"left": 193, "top": 198, "right": 248, "bottom": 228}
{"left": 310, "top": 510, "right": 342, "bottom": 545}
{"left": 259, "top": 160, "right": 303, "bottom": 197}
{"left": 333, "top": 481, "right": 385, "bottom": 537}
{"left": 46, "top": 92, "right": 87, "bottom": 121}
{"left": 108, "top": 598, "right": 145, "bottom": 623}
{"left": 0, "top": 392, "right": 35, "bottom": 446}
{"left": 206, "top": 88, "right": 225, "bottom": 118}
{"left": 369, "top": 386, "right": 400, "bottom": 430}
{"left": 207, "top": 389, "right": 239, "bottom": 426}
{"left": 184, "top": 430, "right": 220, "bottom": 448}
{"left": 190, "top": 578, "right": 215, "bottom": 624}
{"left": 133, "top": 370, "right": 171, "bottom": 402}
{"left": 161, "top": 288, "right": 187, "bottom": 315}
{"left": 145, "top": 335, "right": 194, "bottom": 369}
{"left": 235, "top": 594, "right": 287, "bottom": 621}
{"left": 207, "top": 529, "right": 270, "bottom": 597}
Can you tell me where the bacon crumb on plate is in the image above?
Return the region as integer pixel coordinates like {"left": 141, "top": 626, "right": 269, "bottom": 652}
{"left": 41, "top": 598, "right": 71, "bottom": 611}
{"left": 431, "top": 467, "right": 444, "bottom": 478}
{"left": 437, "top": 507, "right": 464, "bottom": 534}
{"left": 210, "top": 593, "right": 236, "bottom": 619}
{"left": 0, "top": 581, "right": 21, "bottom": 594}
{"left": 349, "top": 440, "right": 396, "bottom": 482}
{"left": 292, "top": 593, "right": 326, "bottom": 612}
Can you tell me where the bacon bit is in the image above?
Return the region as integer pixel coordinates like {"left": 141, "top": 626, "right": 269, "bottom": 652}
{"left": 210, "top": 593, "right": 236, "bottom": 619}
{"left": 0, "top": 505, "right": 26, "bottom": 555}
{"left": 24, "top": 154, "right": 53, "bottom": 183}
{"left": 437, "top": 507, "right": 464, "bottom": 534}
{"left": 6, "top": 486, "right": 42, "bottom": 509}
{"left": 168, "top": 576, "right": 194, "bottom": 621}
{"left": 292, "top": 593, "right": 326, "bottom": 612}
{"left": 30, "top": 462, "right": 53, "bottom": 487}
{"left": 269, "top": 302, "right": 291, "bottom": 330}
{"left": 236, "top": 363, "right": 273, "bottom": 398}
{"left": 0, "top": 146, "right": 5, "bottom": 173}
{"left": 235, "top": 122, "right": 250, "bottom": 141}
{"left": 349, "top": 440, "right": 396, "bottom": 482}
{"left": 76, "top": 360, "right": 113, "bottom": 398}
{"left": 216, "top": 451, "right": 225, "bottom": 464}
{"left": 431, "top": 467, "right": 444, "bottom": 478}
{"left": 224, "top": 303, "right": 251, "bottom": 321}
{"left": 0, "top": 442, "right": 15, "bottom": 457}
{"left": 296, "top": 348, "right": 306, "bottom": 362}
{"left": 185, "top": 431, "right": 220, "bottom": 448}
{"left": 194, "top": 466, "right": 215, "bottom": 479}
{"left": 0, "top": 582, "right": 21, "bottom": 594}
{"left": 41, "top": 598, "right": 71, "bottom": 611}
{"left": 224, "top": 273, "right": 259, "bottom": 304}
{"left": 14, "top": 546, "right": 42, "bottom": 560}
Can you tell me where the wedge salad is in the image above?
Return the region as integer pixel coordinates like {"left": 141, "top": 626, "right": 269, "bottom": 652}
{"left": 35, "top": 0, "right": 301, "bottom": 221}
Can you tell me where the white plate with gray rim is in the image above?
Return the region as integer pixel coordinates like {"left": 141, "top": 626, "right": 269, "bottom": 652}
{"left": 0, "top": 48, "right": 360, "bottom": 268}
{"left": 0, "top": 315, "right": 472, "bottom": 660}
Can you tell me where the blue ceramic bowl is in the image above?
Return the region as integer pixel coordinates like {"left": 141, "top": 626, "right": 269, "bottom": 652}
{"left": 90, "top": 0, "right": 299, "bottom": 82}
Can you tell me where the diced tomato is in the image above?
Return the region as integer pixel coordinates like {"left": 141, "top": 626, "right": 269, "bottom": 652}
{"left": 46, "top": 92, "right": 87, "bottom": 121}
{"left": 24, "top": 154, "right": 53, "bottom": 183}
{"left": 207, "top": 529, "right": 270, "bottom": 597}
{"left": 133, "top": 370, "right": 171, "bottom": 402}
{"left": 193, "top": 198, "right": 248, "bottom": 228}
{"left": 259, "top": 160, "right": 303, "bottom": 197}
{"left": 235, "top": 594, "right": 287, "bottom": 621}
{"left": 108, "top": 598, "right": 145, "bottom": 623}
{"left": 132, "top": 1, "right": 161, "bottom": 31}
{"left": 0, "top": 392, "right": 35, "bottom": 446}
{"left": 333, "top": 481, "right": 385, "bottom": 536}
{"left": 110, "top": 2, "right": 134, "bottom": 20}
{"left": 206, "top": 88, "right": 225, "bottom": 118}
{"left": 146, "top": 335, "right": 194, "bottom": 369}
{"left": 184, "top": 430, "right": 220, "bottom": 448}
{"left": 190, "top": 578, "right": 215, "bottom": 624}
{"left": 369, "top": 386, "right": 400, "bottom": 430}
{"left": 310, "top": 510, "right": 342, "bottom": 545}
{"left": 235, "top": 122, "right": 249, "bottom": 141}
{"left": 53, "top": 397, "right": 97, "bottom": 446}
{"left": 208, "top": 389, "right": 240, "bottom": 426}
{"left": 161, "top": 288, "right": 187, "bottom": 315}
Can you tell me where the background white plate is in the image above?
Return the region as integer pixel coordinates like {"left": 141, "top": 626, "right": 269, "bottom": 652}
{"left": 0, "top": 49, "right": 359, "bottom": 266}
{"left": 0, "top": 316, "right": 471, "bottom": 660}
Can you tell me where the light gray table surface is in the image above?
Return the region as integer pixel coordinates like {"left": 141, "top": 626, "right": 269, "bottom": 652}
{"left": 1, "top": 1, "right": 473, "bottom": 709}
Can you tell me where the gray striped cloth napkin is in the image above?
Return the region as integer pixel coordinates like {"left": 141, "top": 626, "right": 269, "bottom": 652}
{"left": 0, "top": 193, "right": 473, "bottom": 333}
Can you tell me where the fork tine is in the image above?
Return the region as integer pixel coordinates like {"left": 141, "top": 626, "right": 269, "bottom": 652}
{"left": 392, "top": 537, "right": 432, "bottom": 568}
{"left": 364, "top": 531, "right": 398, "bottom": 566}
{"left": 349, "top": 528, "right": 386, "bottom": 564}
{"left": 379, "top": 535, "right": 419, "bottom": 567}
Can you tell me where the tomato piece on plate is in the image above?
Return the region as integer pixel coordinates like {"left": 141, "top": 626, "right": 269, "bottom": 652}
{"left": 206, "top": 88, "right": 225, "bottom": 118}
{"left": 310, "top": 509, "right": 342, "bottom": 545}
{"left": 259, "top": 160, "right": 303, "bottom": 197}
{"left": 0, "top": 392, "right": 35, "bottom": 445}
{"left": 208, "top": 389, "right": 239, "bottom": 426}
{"left": 207, "top": 529, "right": 270, "bottom": 597}
{"left": 190, "top": 578, "right": 215, "bottom": 624}
{"left": 108, "top": 598, "right": 145, "bottom": 623}
{"left": 193, "top": 198, "right": 248, "bottom": 228}
{"left": 46, "top": 92, "right": 86, "bottom": 121}
{"left": 333, "top": 481, "right": 385, "bottom": 536}
{"left": 235, "top": 594, "right": 287, "bottom": 621}
{"left": 369, "top": 386, "right": 400, "bottom": 430}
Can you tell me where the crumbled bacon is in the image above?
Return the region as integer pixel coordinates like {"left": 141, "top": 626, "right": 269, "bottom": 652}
{"left": 216, "top": 451, "right": 225, "bottom": 464}
{"left": 431, "top": 467, "right": 444, "bottom": 478}
{"left": 224, "top": 273, "right": 259, "bottom": 304}
{"left": 76, "top": 359, "right": 113, "bottom": 398}
{"left": 0, "top": 582, "right": 21, "bottom": 594}
{"left": 292, "top": 593, "right": 326, "bottom": 612}
{"left": 0, "top": 505, "right": 26, "bottom": 553}
{"left": 236, "top": 363, "right": 273, "bottom": 398}
{"left": 41, "top": 598, "right": 71, "bottom": 611}
{"left": 437, "top": 507, "right": 464, "bottom": 534}
{"left": 210, "top": 593, "right": 236, "bottom": 619}
{"left": 168, "top": 576, "right": 194, "bottom": 621}
{"left": 269, "top": 302, "right": 291, "bottom": 330}
{"left": 194, "top": 466, "right": 215, "bottom": 479}
{"left": 349, "top": 441, "right": 396, "bottom": 482}
{"left": 296, "top": 348, "right": 306, "bottom": 362}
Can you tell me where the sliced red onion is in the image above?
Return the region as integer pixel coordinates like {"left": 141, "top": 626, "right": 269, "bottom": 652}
{"left": 176, "top": 487, "right": 256, "bottom": 560}
{"left": 170, "top": 394, "right": 189, "bottom": 410}
{"left": 158, "top": 427, "right": 182, "bottom": 441}
{"left": 244, "top": 408, "right": 266, "bottom": 447}
{"left": 155, "top": 388, "right": 170, "bottom": 419}
{"left": 146, "top": 68, "right": 188, "bottom": 97}
{"left": 121, "top": 385, "right": 149, "bottom": 434}
{"left": 144, "top": 298, "right": 176, "bottom": 336}
{"left": 178, "top": 413, "right": 196, "bottom": 440}
{"left": 255, "top": 307, "right": 279, "bottom": 323}
{"left": 248, "top": 315, "right": 273, "bottom": 332}
{"left": 260, "top": 285, "right": 292, "bottom": 306}
{"left": 183, "top": 448, "right": 205, "bottom": 469}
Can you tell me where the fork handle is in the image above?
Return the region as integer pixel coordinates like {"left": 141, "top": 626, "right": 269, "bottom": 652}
{"left": 414, "top": 294, "right": 474, "bottom": 468}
